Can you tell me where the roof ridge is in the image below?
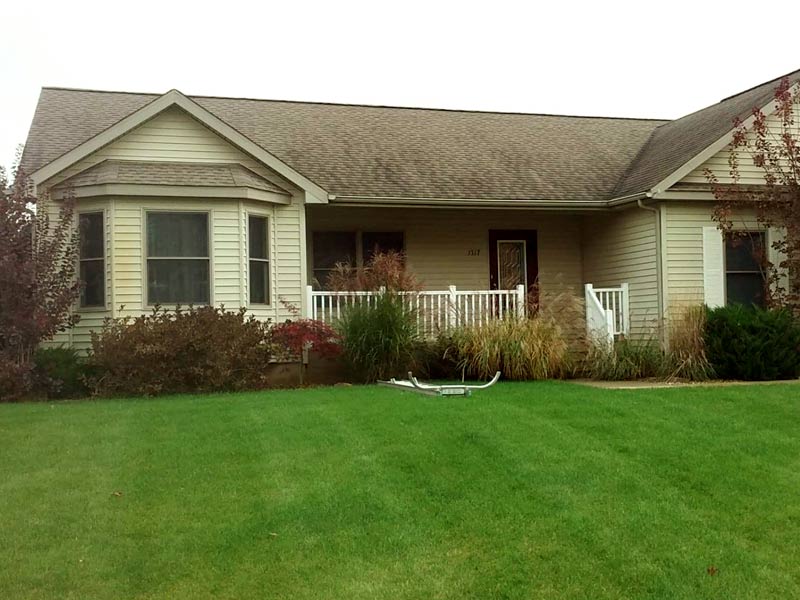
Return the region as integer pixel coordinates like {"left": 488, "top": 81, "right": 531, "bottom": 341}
{"left": 609, "top": 123, "right": 667, "bottom": 197}
{"left": 718, "top": 67, "right": 800, "bottom": 102}
{"left": 40, "top": 86, "right": 670, "bottom": 122}
{"left": 662, "top": 68, "right": 800, "bottom": 128}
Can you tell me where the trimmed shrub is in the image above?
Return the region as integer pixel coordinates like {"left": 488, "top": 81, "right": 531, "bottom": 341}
{"left": 337, "top": 292, "right": 420, "bottom": 382}
{"left": 446, "top": 316, "right": 572, "bottom": 381}
{"left": 88, "top": 306, "right": 275, "bottom": 396}
{"left": 705, "top": 305, "right": 800, "bottom": 380}
{"left": 584, "top": 338, "right": 665, "bottom": 381}
{"left": 32, "top": 347, "right": 92, "bottom": 399}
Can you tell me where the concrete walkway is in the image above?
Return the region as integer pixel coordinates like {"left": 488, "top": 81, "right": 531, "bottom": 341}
{"left": 573, "top": 378, "right": 800, "bottom": 390}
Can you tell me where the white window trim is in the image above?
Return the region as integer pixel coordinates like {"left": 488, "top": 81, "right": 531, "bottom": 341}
{"left": 245, "top": 210, "right": 272, "bottom": 307}
{"left": 141, "top": 208, "right": 214, "bottom": 307}
{"left": 77, "top": 208, "right": 108, "bottom": 312}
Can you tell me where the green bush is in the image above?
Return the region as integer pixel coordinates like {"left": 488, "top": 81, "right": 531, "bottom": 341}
{"left": 584, "top": 338, "right": 665, "bottom": 381}
{"left": 88, "top": 306, "right": 275, "bottom": 396}
{"left": 32, "top": 347, "right": 92, "bottom": 399}
{"left": 705, "top": 305, "right": 800, "bottom": 381}
{"left": 445, "top": 316, "right": 572, "bottom": 381}
{"left": 336, "top": 293, "right": 420, "bottom": 382}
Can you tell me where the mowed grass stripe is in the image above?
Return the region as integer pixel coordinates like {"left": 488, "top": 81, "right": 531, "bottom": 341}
{"left": 1, "top": 382, "right": 798, "bottom": 599}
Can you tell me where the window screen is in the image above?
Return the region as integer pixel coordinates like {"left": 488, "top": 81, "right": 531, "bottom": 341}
{"left": 725, "top": 232, "right": 766, "bottom": 307}
{"left": 362, "top": 231, "right": 404, "bottom": 263}
{"left": 146, "top": 212, "right": 210, "bottom": 304}
{"left": 248, "top": 215, "right": 270, "bottom": 304}
{"left": 79, "top": 212, "right": 105, "bottom": 307}
{"left": 312, "top": 231, "right": 356, "bottom": 289}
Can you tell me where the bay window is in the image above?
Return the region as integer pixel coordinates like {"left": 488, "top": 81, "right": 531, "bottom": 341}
{"left": 78, "top": 212, "right": 105, "bottom": 308}
{"left": 248, "top": 215, "right": 270, "bottom": 304}
{"left": 146, "top": 212, "right": 210, "bottom": 305}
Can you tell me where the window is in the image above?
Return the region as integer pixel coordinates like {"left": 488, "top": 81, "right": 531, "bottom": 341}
{"left": 312, "top": 231, "right": 405, "bottom": 288}
{"left": 248, "top": 215, "right": 270, "bottom": 304}
{"left": 146, "top": 212, "right": 210, "bottom": 304}
{"left": 79, "top": 212, "right": 105, "bottom": 307}
{"left": 312, "top": 231, "right": 357, "bottom": 289}
{"left": 725, "top": 232, "right": 767, "bottom": 307}
{"left": 362, "top": 231, "right": 404, "bottom": 263}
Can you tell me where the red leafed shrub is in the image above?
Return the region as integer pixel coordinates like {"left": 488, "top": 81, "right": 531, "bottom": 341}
{"left": 271, "top": 319, "right": 342, "bottom": 360}
{"left": 88, "top": 306, "right": 275, "bottom": 397}
{"left": 0, "top": 357, "right": 34, "bottom": 401}
{"left": 1, "top": 169, "right": 80, "bottom": 401}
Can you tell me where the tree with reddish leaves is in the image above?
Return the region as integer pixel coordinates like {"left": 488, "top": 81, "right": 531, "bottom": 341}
{"left": 707, "top": 77, "right": 800, "bottom": 311}
{"left": 0, "top": 170, "right": 80, "bottom": 399}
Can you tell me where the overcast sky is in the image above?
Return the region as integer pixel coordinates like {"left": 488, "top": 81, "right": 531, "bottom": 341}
{"left": 2, "top": 0, "right": 799, "bottom": 172}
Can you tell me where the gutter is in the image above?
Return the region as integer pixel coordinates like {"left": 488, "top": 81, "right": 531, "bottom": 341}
{"left": 327, "top": 194, "right": 613, "bottom": 211}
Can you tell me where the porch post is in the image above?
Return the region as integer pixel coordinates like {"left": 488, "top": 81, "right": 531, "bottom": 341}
{"left": 304, "top": 285, "right": 314, "bottom": 320}
{"left": 447, "top": 285, "right": 457, "bottom": 330}
{"left": 515, "top": 284, "right": 526, "bottom": 318}
{"left": 620, "top": 282, "right": 630, "bottom": 336}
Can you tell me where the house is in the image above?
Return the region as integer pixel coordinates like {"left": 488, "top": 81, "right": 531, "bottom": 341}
{"left": 20, "top": 71, "right": 798, "bottom": 349}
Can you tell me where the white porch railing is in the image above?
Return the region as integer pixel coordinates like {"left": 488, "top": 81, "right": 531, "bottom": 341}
{"left": 305, "top": 284, "right": 526, "bottom": 337}
{"left": 585, "top": 283, "right": 629, "bottom": 345}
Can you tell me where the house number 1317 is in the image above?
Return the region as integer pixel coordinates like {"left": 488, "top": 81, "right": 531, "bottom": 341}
{"left": 467, "top": 249, "right": 481, "bottom": 256}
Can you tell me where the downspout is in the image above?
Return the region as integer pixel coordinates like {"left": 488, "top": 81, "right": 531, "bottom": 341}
{"left": 636, "top": 195, "right": 668, "bottom": 346}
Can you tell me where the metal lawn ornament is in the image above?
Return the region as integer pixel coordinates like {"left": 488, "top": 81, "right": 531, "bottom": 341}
{"left": 378, "top": 371, "right": 501, "bottom": 397}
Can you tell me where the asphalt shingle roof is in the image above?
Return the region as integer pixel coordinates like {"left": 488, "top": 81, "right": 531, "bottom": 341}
{"left": 614, "top": 69, "right": 800, "bottom": 196}
{"left": 19, "top": 69, "right": 800, "bottom": 203}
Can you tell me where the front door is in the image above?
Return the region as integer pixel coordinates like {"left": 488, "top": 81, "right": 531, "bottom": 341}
{"left": 488, "top": 230, "right": 538, "bottom": 293}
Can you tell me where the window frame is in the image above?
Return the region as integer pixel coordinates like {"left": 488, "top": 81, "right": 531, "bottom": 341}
{"left": 143, "top": 208, "right": 213, "bottom": 307}
{"left": 246, "top": 211, "right": 271, "bottom": 306}
{"left": 77, "top": 209, "right": 107, "bottom": 311}
{"left": 723, "top": 229, "right": 767, "bottom": 308}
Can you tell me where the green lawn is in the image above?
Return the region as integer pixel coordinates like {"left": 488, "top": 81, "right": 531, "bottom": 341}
{"left": 1, "top": 382, "right": 799, "bottom": 599}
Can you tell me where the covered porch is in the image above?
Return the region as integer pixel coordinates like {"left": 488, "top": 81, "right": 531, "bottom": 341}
{"left": 305, "top": 205, "right": 639, "bottom": 340}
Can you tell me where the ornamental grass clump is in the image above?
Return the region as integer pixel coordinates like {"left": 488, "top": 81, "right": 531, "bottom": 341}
{"left": 326, "top": 250, "right": 421, "bottom": 292}
{"left": 665, "top": 304, "right": 714, "bottom": 381}
{"left": 584, "top": 337, "right": 665, "bottom": 381}
{"left": 336, "top": 292, "right": 420, "bottom": 382}
{"left": 448, "top": 315, "right": 572, "bottom": 381}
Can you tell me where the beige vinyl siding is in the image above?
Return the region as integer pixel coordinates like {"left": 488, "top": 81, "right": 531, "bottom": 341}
{"left": 680, "top": 110, "right": 784, "bottom": 186}
{"left": 45, "top": 107, "right": 291, "bottom": 185}
{"left": 305, "top": 206, "right": 584, "bottom": 298}
{"left": 39, "top": 107, "right": 306, "bottom": 350}
{"left": 42, "top": 198, "right": 113, "bottom": 351}
{"left": 581, "top": 207, "right": 660, "bottom": 338}
{"left": 663, "top": 201, "right": 761, "bottom": 307}
{"left": 111, "top": 198, "right": 302, "bottom": 323}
